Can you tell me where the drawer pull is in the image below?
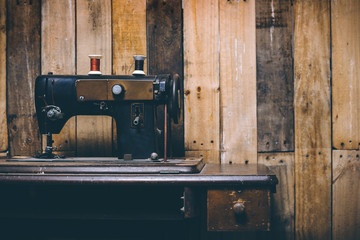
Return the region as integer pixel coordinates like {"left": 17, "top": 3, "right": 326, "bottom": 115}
{"left": 233, "top": 203, "right": 245, "bottom": 216}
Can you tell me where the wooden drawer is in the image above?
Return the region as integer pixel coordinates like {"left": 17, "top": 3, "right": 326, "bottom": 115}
{"left": 207, "top": 189, "right": 271, "bottom": 231}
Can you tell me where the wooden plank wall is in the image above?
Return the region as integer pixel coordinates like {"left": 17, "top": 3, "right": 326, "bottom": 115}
{"left": 6, "top": 0, "right": 42, "bottom": 156}
{"left": 256, "top": 0, "right": 294, "bottom": 153}
{"left": 147, "top": 0, "right": 184, "bottom": 157}
{"left": 2, "top": 0, "right": 360, "bottom": 239}
{"left": 219, "top": 0, "right": 257, "bottom": 164}
{"left": 332, "top": 0, "right": 360, "bottom": 239}
{"left": 0, "top": 0, "right": 7, "bottom": 154}
{"left": 41, "top": 0, "right": 76, "bottom": 156}
{"left": 76, "top": 0, "right": 112, "bottom": 157}
{"left": 332, "top": 150, "right": 360, "bottom": 240}
{"left": 258, "top": 152, "right": 294, "bottom": 240}
{"left": 294, "top": 1, "right": 332, "bottom": 239}
{"left": 112, "top": 0, "right": 146, "bottom": 155}
{"left": 256, "top": 1, "right": 294, "bottom": 239}
{"left": 183, "top": 0, "right": 220, "bottom": 163}
{"left": 332, "top": 0, "right": 360, "bottom": 150}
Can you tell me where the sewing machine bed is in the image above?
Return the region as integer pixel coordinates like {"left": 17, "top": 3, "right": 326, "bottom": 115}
{"left": 0, "top": 157, "right": 204, "bottom": 174}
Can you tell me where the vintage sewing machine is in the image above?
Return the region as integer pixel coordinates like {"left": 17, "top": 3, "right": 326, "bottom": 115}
{"left": 30, "top": 55, "right": 204, "bottom": 173}
{"left": 0, "top": 56, "right": 277, "bottom": 237}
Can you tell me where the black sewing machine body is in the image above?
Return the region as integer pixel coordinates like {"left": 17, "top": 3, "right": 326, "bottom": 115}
{"left": 35, "top": 74, "right": 180, "bottom": 160}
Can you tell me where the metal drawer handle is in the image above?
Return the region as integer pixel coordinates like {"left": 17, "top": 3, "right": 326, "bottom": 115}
{"left": 233, "top": 202, "right": 245, "bottom": 216}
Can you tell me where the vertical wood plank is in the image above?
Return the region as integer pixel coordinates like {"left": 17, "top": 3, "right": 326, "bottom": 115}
{"left": 6, "top": 0, "right": 41, "bottom": 156}
{"left": 259, "top": 152, "right": 295, "bottom": 240}
{"left": 112, "top": 0, "right": 146, "bottom": 156}
{"left": 183, "top": 0, "right": 220, "bottom": 163}
{"left": 41, "top": 0, "right": 76, "bottom": 156}
{"left": 112, "top": 0, "right": 147, "bottom": 76}
{"left": 256, "top": 0, "right": 294, "bottom": 152}
{"left": 293, "top": 0, "right": 331, "bottom": 239}
{"left": 0, "top": 0, "right": 7, "bottom": 152}
{"left": 332, "top": 0, "right": 360, "bottom": 150}
{"left": 76, "top": 0, "right": 112, "bottom": 156}
{"left": 185, "top": 150, "right": 219, "bottom": 163}
{"left": 147, "top": 0, "right": 184, "bottom": 157}
{"left": 333, "top": 150, "right": 360, "bottom": 240}
{"left": 219, "top": 0, "right": 257, "bottom": 164}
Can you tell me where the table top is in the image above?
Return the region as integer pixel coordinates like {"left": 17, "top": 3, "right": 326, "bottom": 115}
{"left": 0, "top": 157, "right": 278, "bottom": 188}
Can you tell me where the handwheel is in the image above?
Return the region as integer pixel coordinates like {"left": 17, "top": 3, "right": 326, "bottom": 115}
{"left": 167, "top": 74, "right": 181, "bottom": 124}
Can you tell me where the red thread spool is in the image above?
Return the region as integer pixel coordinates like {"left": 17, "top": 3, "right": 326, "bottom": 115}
{"left": 90, "top": 58, "right": 100, "bottom": 71}
{"left": 88, "top": 55, "right": 102, "bottom": 75}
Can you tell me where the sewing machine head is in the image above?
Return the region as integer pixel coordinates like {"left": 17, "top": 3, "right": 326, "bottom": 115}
{"left": 35, "top": 55, "right": 181, "bottom": 160}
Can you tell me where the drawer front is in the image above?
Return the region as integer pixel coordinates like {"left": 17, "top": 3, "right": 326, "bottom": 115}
{"left": 207, "top": 189, "right": 271, "bottom": 231}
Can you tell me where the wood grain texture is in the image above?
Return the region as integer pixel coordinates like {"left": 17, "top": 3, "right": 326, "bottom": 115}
{"left": 113, "top": 0, "right": 147, "bottom": 75}
{"left": 147, "top": 0, "right": 184, "bottom": 157}
{"left": 76, "top": 0, "right": 112, "bottom": 156}
{"left": 183, "top": 0, "right": 220, "bottom": 163}
{"left": 0, "top": 0, "right": 7, "bottom": 152}
{"left": 112, "top": 0, "right": 146, "bottom": 156}
{"left": 207, "top": 189, "right": 271, "bottom": 231}
{"left": 258, "top": 152, "right": 294, "bottom": 240}
{"left": 41, "top": 0, "right": 76, "bottom": 156}
{"left": 333, "top": 150, "right": 360, "bottom": 240}
{"left": 219, "top": 0, "right": 257, "bottom": 164}
{"left": 6, "top": 0, "right": 41, "bottom": 156}
{"left": 256, "top": 0, "right": 294, "bottom": 152}
{"left": 332, "top": 0, "right": 360, "bottom": 150}
{"left": 185, "top": 150, "right": 219, "bottom": 164}
{"left": 293, "top": 0, "right": 331, "bottom": 239}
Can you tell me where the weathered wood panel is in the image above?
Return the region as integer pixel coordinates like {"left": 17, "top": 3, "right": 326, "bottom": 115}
{"left": 333, "top": 150, "right": 360, "bottom": 240}
{"left": 183, "top": 0, "right": 220, "bottom": 163}
{"left": 259, "top": 152, "right": 294, "bottom": 240}
{"left": 147, "top": 0, "right": 184, "bottom": 157}
{"left": 219, "top": 0, "right": 256, "bottom": 164}
{"left": 6, "top": 0, "right": 41, "bottom": 156}
{"left": 76, "top": 0, "right": 112, "bottom": 156}
{"left": 185, "top": 150, "right": 219, "bottom": 164}
{"left": 0, "top": 0, "right": 7, "bottom": 152}
{"left": 332, "top": 0, "right": 360, "bottom": 150}
{"left": 113, "top": 0, "right": 147, "bottom": 75}
{"left": 112, "top": 0, "right": 146, "bottom": 156}
{"left": 256, "top": 0, "right": 294, "bottom": 152}
{"left": 293, "top": 0, "right": 331, "bottom": 239}
{"left": 41, "top": 0, "right": 76, "bottom": 156}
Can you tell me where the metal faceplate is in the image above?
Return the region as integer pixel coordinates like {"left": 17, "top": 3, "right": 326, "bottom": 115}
{"left": 75, "top": 79, "right": 154, "bottom": 101}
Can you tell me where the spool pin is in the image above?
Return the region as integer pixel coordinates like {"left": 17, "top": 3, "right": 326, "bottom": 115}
{"left": 88, "top": 55, "right": 102, "bottom": 75}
